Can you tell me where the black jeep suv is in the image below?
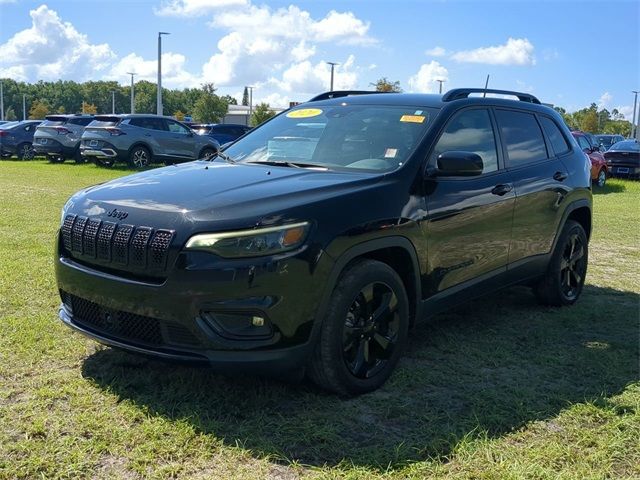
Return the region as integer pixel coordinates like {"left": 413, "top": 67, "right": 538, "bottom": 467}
{"left": 55, "top": 88, "right": 592, "bottom": 395}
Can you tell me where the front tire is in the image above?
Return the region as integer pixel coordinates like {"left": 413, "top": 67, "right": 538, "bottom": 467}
{"left": 17, "top": 143, "right": 34, "bottom": 160}
{"left": 594, "top": 169, "right": 606, "bottom": 188}
{"left": 534, "top": 220, "right": 588, "bottom": 306}
{"left": 128, "top": 146, "right": 151, "bottom": 169}
{"left": 200, "top": 147, "right": 217, "bottom": 160}
{"left": 308, "top": 259, "right": 409, "bottom": 396}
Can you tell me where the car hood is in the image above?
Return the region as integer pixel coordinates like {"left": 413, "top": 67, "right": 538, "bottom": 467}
{"left": 66, "top": 160, "right": 384, "bottom": 232}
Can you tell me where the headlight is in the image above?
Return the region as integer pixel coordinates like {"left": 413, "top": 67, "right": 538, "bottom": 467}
{"left": 184, "top": 222, "right": 310, "bottom": 258}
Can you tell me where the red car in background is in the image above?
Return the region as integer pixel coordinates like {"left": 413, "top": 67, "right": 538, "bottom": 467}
{"left": 572, "top": 131, "right": 608, "bottom": 187}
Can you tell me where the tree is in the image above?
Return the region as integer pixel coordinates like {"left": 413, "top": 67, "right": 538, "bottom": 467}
{"left": 242, "top": 87, "right": 249, "bottom": 106}
{"left": 370, "top": 77, "right": 402, "bottom": 92}
{"left": 192, "top": 83, "right": 228, "bottom": 123}
{"left": 222, "top": 94, "right": 237, "bottom": 106}
{"left": 4, "top": 107, "right": 16, "bottom": 121}
{"left": 580, "top": 109, "right": 598, "bottom": 133}
{"left": 29, "top": 100, "right": 50, "bottom": 119}
{"left": 174, "top": 110, "right": 185, "bottom": 121}
{"left": 251, "top": 103, "right": 276, "bottom": 126}
{"left": 57, "top": 105, "right": 66, "bottom": 114}
{"left": 82, "top": 101, "right": 97, "bottom": 114}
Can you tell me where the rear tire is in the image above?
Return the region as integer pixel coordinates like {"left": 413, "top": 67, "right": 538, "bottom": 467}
{"left": 17, "top": 143, "right": 34, "bottom": 160}
{"left": 307, "top": 259, "right": 409, "bottom": 396}
{"left": 594, "top": 169, "right": 606, "bottom": 188}
{"left": 128, "top": 146, "right": 151, "bottom": 169}
{"left": 534, "top": 220, "right": 588, "bottom": 306}
{"left": 95, "top": 157, "right": 115, "bottom": 168}
{"left": 74, "top": 148, "right": 86, "bottom": 164}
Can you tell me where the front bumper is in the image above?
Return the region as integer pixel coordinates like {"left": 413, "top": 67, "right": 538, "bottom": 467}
{"left": 55, "top": 237, "right": 334, "bottom": 372}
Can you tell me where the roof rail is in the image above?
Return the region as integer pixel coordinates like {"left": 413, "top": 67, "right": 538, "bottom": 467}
{"left": 308, "top": 90, "right": 390, "bottom": 102}
{"left": 442, "top": 88, "right": 541, "bottom": 104}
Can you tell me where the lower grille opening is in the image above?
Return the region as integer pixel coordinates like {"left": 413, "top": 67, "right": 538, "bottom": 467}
{"left": 62, "top": 292, "right": 201, "bottom": 349}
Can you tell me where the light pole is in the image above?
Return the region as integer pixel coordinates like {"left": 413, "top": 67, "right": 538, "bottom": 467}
{"left": 22, "top": 94, "right": 26, "bottom": 120}
{"left": 0, "top": 81, "right": 4, "bottom": 121}
{"left": 126, "top": 72, "right": 136, "bottom": 114}
{"left": 326, "top": 62, "right": 339, "bottom": 91}
{"left": 157, "top": 31, "right": 170, "bottom": 116}
{"left": 111, "top": 90, "right": 116, "bottom": 114}
{"left": 631, "top": 90, "right": 639, "bottom": 138}
{"left": 436, "top": 79, "right": 445, "bottom": 94}
{"left": 246, "top": 86, "right": 254, "bottom": 125}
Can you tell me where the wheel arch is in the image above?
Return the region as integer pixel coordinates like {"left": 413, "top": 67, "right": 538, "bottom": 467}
{"left": 313, "top": 237, "right": 422, "bottom": 341}
{"left": 127, "top": 142, "right": 153, "bottom": 157}
{"left": 557, "top": 199, "right": 592, "bottom": 245}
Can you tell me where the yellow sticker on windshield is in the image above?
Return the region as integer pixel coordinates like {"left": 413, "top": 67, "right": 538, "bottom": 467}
{"left": 286, "top": 108, "right": 323, "bottom": 118}
{"left": 400, "top": 115, "right": 425, "bottom": 123}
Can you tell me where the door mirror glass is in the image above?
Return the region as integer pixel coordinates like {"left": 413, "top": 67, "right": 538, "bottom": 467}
{"left": 436, "top": 151, "right": 484, "bottom": 176}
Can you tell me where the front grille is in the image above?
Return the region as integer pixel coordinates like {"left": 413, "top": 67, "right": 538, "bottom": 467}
{"left": 61, "top": 214, "right": 174, "bottom": 273}
{"left": 63, "top": 292, "right": 201, "bottom": 348}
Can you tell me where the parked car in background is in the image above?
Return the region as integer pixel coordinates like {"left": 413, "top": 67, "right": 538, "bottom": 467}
{"left": 604, "top": 140, "right": 640, "bottom": 178}
{"left": 80, "top": 114, "right": 220, "bottom": 168}
{"left": 572, "top": 131, "right": 608, "bottom": 187}
{"left": 33, "top": 115, "right": 94, "bottom": 163}
{"left": 190, "top": 123, "right": 251, "bottom": 144}
{"left": 0, "top": 120, "right": 42, "bottom": 160}
{"left": 56, "top": 88, "right": 593, "bottom": 395}
{"left": 594, "top": 134, "right": 625, "bottom": 151}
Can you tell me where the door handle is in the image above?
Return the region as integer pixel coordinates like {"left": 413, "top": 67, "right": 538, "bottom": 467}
{"left": 491, "top": 184, "right": 513, "bottom": 196}
{"left": 553, "top": 171, "right": 568, "bottom": 182}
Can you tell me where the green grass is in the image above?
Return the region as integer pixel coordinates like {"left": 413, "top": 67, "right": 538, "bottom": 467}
{"left": 1, "top": 160, "right": 638, "bottom": 479}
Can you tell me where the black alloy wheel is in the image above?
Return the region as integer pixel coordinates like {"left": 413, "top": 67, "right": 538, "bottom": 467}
{"left": 535, "top": 220, "right": 588, "bottom": 306}
{"left": 559, "top": 231, "right": 587, "bottom": 301}
{"left": 308, "top": 259, "right": 409, "bottom": 395}
{"left": 342, "top": 282, "right": 400, "bottom": 379}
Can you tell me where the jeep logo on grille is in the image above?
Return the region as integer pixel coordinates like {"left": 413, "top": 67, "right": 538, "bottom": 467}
{"left": 107, "top": 208, "right": 129, "bottom": 220}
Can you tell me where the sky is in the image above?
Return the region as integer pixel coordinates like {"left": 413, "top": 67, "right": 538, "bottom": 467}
{"left": 0, "top": 0, "right": 638, "bottom": 118}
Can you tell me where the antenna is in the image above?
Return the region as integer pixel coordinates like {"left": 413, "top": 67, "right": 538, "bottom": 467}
{"left": 483, "top": 75, "right": 490, "bottom": 98}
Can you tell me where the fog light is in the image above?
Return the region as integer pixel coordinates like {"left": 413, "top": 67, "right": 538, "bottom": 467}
{"left": 200, "top": 311, "right": 272, "bottom": 339}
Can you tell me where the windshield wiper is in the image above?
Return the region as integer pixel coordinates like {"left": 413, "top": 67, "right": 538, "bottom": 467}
{"left": 210, "top": 151, "right": 235, "bottom": 164}
{"left": 247, "top": 160, "right": 329, "bottom": 170}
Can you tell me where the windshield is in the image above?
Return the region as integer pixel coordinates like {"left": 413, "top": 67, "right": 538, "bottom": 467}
{"left": 595, "top": 135, "right": 615, "bottom": 145}
{"left": 223, "top": 104, "right": 435, "bottom": 171}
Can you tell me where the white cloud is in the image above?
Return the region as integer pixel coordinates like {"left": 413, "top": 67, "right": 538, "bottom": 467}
{"left": 200, "top": 5, "right": 373, "bottom": 89}
{"left": 614, "top": 105, "right": 634, "bottom": 121}
{"left": 0, "top": 5, "right": 115, "bottom": 81}
{"left": 451, "top": 38, "right": 536, "bottom": 66}
{"left": 598, "top": 91, "right": 613, "bottom": 109}
{"left": 516, "top": 80, "right": 535, "bottom": 93}
{"left": 155, "top": 0, "right": 247, "bottom": 17}
{"left": 425, "top": 46, "right": 446, "bottom": 57}
{"left": 271, "top": 55, "right": 358, "bottom": 96}
{"left": 108, "top": 52, "right": 199, "bottom": 88}
{"left": 407, "top": 61, "right": 449, "bottom": 93}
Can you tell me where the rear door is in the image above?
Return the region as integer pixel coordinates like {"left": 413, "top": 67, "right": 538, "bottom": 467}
{"left": 496, "top": 109, "right": 571, "bottom": 267}
{"left": 164, "top": 119, "right": 196, "bottom": 159}
{"left": 422, "top": 107, "right": 516, "bottom": 296}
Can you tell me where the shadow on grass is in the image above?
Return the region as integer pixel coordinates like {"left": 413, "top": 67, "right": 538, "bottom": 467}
{"left": 82, "top": 284, "right": 639, "bottom": 470}
{"left": 593, "top": 182, "right": 627, "bottom": 194}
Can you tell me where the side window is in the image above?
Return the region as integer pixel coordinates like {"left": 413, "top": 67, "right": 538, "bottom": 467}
{"left": 576, "top": 136, "right": 591, "bottom": 151}
{"left": 166, "top": 120, "right": 189, "bottom": 134}
{"left": 432, "top": 108, "right": 498, "bottom": 173}
{"left": 539, "top": 116, "right": 570, "bottom": 156}
{"left": 495, "top": 110, "right": 548, "bottom": 168}
{"left": 149, "top": 118, "right": 167, "bottom": 131}
{"left": 24, "top": 124, "right": 33, "bottom": 132}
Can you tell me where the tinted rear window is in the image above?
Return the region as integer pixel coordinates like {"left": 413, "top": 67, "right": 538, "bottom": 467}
{"left": 0, "top": 122, "right": 19, "bottom": 129}
{"left": 41, "top": 120, "right": 66, "bottom": 127}
{"left": 88, "top": 120, "right": 120, "bottom": 127}
{"left": 68, "top": 117, "right": 94, "bottom": 126}
{"left": 539, "top": 116, "right": 570, "bottom": 156}
{"left": 495, "top": 110, "right": 548, "bottom": 167}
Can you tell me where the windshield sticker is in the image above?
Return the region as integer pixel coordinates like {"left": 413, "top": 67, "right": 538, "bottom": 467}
{"left": 400, "top": 114, "right": 426, "bottom": 123}
{"left": 286, "top": 108, "right": 323, "bottom": 119}
{"left": 384, "top": 148, "right": 398, "bottom": 158}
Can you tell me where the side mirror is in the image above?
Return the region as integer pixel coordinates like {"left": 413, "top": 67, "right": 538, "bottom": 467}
{"left": 435, "top": 151, "right": 484, "bottom": 176}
